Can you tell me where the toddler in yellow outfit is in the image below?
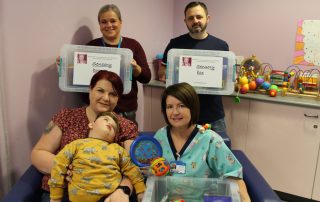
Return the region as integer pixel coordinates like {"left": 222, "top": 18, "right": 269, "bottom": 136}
{"left": 48, "top": 112, "right": 145, "bottom": 202}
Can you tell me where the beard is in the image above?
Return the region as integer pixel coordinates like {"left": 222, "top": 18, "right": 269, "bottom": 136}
{"left": 187, "top": 22, "right": 207, "bottom": 34}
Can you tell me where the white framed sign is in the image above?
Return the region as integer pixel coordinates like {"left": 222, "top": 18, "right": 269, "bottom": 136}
{"left": 178, "top": 55, "right": 223, "bottom": 88}
{"left": 73, "top": 52, "right": 121, "bottom": 85}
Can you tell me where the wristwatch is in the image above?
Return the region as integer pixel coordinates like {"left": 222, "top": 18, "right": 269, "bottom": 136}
{"left": 117, "top": 186, "right": 131, "bottom": 196}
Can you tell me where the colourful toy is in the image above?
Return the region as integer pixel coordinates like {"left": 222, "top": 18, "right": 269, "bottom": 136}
{"left": 170, "top": 200, "right": 185, "bottom": 202}
{"left": 255, "top": 77, "right": 264, "bottom": 86}
{"left": 269, "top": 89, "right": 277, "bottom": 97}
{"left": 248, "top": 80, "right": 257, "bottom": 90}
{"left": 150, "top": 157, "right": 170, "bottom": 176}
{"left": 239, "top": 76, "right": 249, "bottom": 85}
{"left": 261, "top": 81, "right": 271, "bottom": 90}
{"left": 130, "top": 135, "right": 163, "bottom": 167}
{"left": 199, "top": 123, "right": 212, "bottom": 133}
{"left": 269, "top": 85, "right": 278, "bottom": 91}
{"left": 240, "top": 84, "right": 249, "bottom": 94}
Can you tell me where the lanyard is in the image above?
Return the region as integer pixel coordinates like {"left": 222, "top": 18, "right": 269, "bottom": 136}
{"left": 101, "top": 36, "right": 122, "bottom": 48}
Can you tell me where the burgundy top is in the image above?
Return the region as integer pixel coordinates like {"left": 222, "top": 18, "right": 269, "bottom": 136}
{"left": 87, "top": 37, "right": 151, "bottom": 112}
{"left": 41, "top": 106, "right": 138, "bottom": 191}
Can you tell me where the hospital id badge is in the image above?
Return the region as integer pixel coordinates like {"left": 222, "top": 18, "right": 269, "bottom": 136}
{"left": 170, "top": 161, "right": 186, "bottom": 174}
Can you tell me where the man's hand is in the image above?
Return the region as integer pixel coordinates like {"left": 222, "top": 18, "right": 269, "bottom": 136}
{"left": 158, "top": 64, "right": 166, "bottom": 83}
{"left": 104, "top": 188, "right": 129, "bottom": 202}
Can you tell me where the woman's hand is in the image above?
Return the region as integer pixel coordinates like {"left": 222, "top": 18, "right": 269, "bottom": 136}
{"left": 50, "top": 199, "right": 61, "bottom": 202}
{"left": 237, "top": 179, "right": 251, "bottom": 202}
{"left": 56, "top": 56, "right": 60, "bottom": 66}
{"left": 131, "top": 59, "right": 142, "bottom": 78}
{"left": 104, "top": 188, "right": 129, "bottom": 202}
{"left": 55, "top": 56, "right": 61, "bottom": 73}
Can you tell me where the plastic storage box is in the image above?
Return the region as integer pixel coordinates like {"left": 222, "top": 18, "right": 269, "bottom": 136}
{"left": 59, "top": 44, "right": 133, "bottom": 93}
{"left": 166, "top": 49, "right": 236, "bottom": 95}
{"left": 142, "top": 176, "right": 240, "bottom": 202}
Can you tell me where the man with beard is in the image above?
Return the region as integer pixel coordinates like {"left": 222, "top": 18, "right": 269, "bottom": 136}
{"left": 158, "top": 1, "right": 229, "bottom": 133}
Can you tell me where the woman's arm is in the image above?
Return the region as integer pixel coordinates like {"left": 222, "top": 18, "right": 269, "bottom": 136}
{"left": 236, "top": 179, "right": 251, "bottom": 202}
{"left": 30, "top": 121, "right": 62, "bottom": 174}
{"left": 123, "top": 139, "right": 133, "bottom": 153}
{"left": 132, "top": 41, "right": 151, "bottom": 83}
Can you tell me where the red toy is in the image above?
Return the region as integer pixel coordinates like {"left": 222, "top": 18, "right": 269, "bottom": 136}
{"left": 269, "top": 89, "right": 277, "bottom": 97}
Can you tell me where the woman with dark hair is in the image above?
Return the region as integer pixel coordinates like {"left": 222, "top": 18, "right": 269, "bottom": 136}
{"left": 31, "top": 70, "right": 138, "bottom": 202}
{"left": 155, "top": 82, "right": 251, "bottom": 202}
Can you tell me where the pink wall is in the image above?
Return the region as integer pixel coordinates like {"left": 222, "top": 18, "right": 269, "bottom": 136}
{"left": 1, "top": 0, "right": 320, "bottom": 188}
{"left": 1, "top": 0, "right": 173, "bottom": 183}
{"left": 174, "top": 0, "right": 320, "bottom": 69}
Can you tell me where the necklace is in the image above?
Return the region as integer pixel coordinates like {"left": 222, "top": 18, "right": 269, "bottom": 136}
{"left": 101, "top": 36, "right": 122, "bottom": 48}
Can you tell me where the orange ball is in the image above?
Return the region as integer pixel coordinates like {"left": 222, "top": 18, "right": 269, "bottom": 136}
{"left": 240, "top": 84, "right": 249, "bottom": 94}
{"left": 269, "top": 89, "right": 277, "bottom": 97}
{"left": 248, "top": 81, "right": 257, "bottom": 90}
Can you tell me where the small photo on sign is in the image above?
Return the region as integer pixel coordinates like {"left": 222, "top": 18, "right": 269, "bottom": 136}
{"left": 73, "top": 51, "right": 121, "bottom": 85}
{"left": 77, "top": 53, "right": 87, "bottom": 64}
{"left": 179, "top": 55, "right": 223, "bottom": 88}
{"left": 182, "top": 56, "right": 192, "bottom": 67}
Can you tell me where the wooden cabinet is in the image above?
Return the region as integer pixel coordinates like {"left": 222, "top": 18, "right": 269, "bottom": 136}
{"left": 313, "top": 148, "right": 320, "bottom": 201}
{"left": 143, "top": 86, "right": 165, "bottom": 131}
{"left": 223, "top": 96, "right": 250, "bottom": 150}
{"left": 246, "top": 101, "right": 320, "bottom": 198}
{"left": 224, "top": 97, "right": 320, "bottom": 199}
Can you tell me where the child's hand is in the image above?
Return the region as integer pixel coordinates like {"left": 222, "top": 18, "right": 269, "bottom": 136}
{"left": 137, "top": 192, "right": 144, "bottom": 202}
{"left": 65, "top": 164, "right": 73, "bottom": 183}
{"left": 139, "top": 166, "right": 151, "bottom": 176}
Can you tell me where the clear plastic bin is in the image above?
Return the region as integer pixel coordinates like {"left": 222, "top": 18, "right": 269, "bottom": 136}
{"left": 142, "top": 176, "right": 240, "bottom": 202}
{"left": 59, "top": 44, "right": 132, "bottom": 94}
{"left": 166, "top": 49, "right": 236, "bottom": 95}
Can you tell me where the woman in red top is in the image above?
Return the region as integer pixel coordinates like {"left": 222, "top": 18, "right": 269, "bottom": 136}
{"left": 87, "top": 4, "right": 151, "bottom": 122}
{"left": 31, "top": 70, "right": 137, "bottom": 202}
{"left": 57, "top": 4, "right": 151, "bottom": 123}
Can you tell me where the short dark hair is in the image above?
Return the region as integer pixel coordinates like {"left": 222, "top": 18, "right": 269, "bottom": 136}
{"left": 184, "top": 1, "right": 208, "bottom": 17}
{"left": 161, "top": 82, "right": 200, "bottom": 127}
{"left": 96, "top": 112, "right": 119, "bottom": 133}
{"left": 98, "top": 4, "right": 122, "bottom": 22}
{"left": 89, "top": 70, "right": 123, "bottom": 97}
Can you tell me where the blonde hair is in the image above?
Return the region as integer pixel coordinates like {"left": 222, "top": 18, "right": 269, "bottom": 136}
{"left": 98, "top": 4, "right": 122, "bottom": 22}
